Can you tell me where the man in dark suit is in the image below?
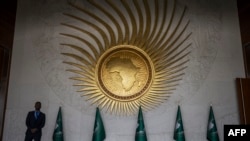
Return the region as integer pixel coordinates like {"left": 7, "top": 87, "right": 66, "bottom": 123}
{"left": 25, "top": 101, "right": 46, "bottom": 141}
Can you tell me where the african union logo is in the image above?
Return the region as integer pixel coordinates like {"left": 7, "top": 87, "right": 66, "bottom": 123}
{"left": 97, "top": 45, "right": 154, "bottom": 101}
{"left": 60, "top": 0, "right": 191, "bottom": 115}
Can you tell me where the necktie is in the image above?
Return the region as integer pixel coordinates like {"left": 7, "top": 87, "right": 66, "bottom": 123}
{"left": 35, "top": 111, "right": 39, "bottom": 119}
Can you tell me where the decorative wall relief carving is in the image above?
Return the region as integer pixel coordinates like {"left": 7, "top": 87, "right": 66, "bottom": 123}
{"left": 61, "top": 0, "right": 191, "bottom": 115}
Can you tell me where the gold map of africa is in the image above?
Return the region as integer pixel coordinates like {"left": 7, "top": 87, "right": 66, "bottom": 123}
{"left": 107, "top": 57, "right": 139, "bottom": 91}
{"left": 100, "top": 50, "right": 150, "bottom": 98}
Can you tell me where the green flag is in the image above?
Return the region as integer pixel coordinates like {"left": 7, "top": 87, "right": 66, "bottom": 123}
{"left": 207, "top": 106, "right": 220, "bottom": 141}
{"left": 53, "top": 107, "right": 64, "bottom": 141}
{"left": 92, "top": 107, "right": 106, "bottom": 141}
{"left": 135, "top": 106, "right": 147, "bottom": 141}
{"left": 174, "top": 106, "right": 185, "bottom": 141}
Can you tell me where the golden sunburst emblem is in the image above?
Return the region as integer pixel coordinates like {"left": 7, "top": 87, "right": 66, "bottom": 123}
{"left": 61, "top": 0, "right": 192, "bottom": 115}
{"left": 97, "top": 45, "right": 154, "bottom": 101}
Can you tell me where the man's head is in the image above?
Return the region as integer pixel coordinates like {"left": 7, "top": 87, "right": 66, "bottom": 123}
{"left": 35, "top": 101, "right": 41, "bottom": 111}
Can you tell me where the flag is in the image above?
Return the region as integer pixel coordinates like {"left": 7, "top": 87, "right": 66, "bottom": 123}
{"left": 53, "top": 107, "right": 64, "bottom": 141}
{"left": 174, "top": 105, "right": 185, "bottom": 141}
{"left": 92, "top": 107, "right": 106, "bottom": 141}
{"left": 135, "top": 106, "right": 147, "bottom": 141}
{"left": 207, "top": 106, "right": 220, "bottom": 141}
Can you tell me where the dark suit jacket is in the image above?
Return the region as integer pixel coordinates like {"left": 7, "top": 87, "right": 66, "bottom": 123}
{"left": 25, "top": 111, "right": 46, "bottom": 136}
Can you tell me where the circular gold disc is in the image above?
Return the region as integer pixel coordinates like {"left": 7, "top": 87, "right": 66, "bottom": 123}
{"left": 96, "top": 45, "right": 154, "bottom": 102}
